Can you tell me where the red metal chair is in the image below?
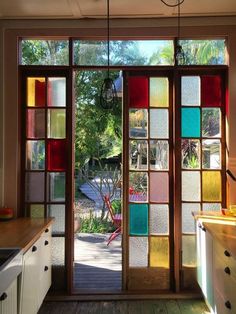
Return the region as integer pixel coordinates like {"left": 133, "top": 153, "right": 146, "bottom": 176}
{"left": 104, "top": 195, "right": 122, "bottom": 245}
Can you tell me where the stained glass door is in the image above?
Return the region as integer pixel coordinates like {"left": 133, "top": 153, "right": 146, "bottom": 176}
{"left": 124, "top": 73, "right": 173, "bottom": 290}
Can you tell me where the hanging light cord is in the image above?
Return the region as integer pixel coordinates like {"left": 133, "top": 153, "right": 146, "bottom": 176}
{"left": 107, "top": 0, "right": 110, "bottom": 78}
{"left": 160, "top": 0, "right": 184, "bottom": 7}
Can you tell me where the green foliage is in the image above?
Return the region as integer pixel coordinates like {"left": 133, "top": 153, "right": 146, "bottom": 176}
{"left": 79, "top": 211, "right": 115, "bottom": 233}
{"left": 111, "top": 199, "right": 121, "bottom": 214}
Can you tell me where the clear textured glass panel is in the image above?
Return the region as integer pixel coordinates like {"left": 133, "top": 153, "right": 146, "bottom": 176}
{"left": 150, "top": 204, "right": 169, "bottom": 235}
{"left": 27, "top": 77, "right": 45, "bottom": 107}
{"left": 21, "top": 40, "right": 69, "bottom": 65}
{"left": 202, "top": 108, "right": 221, "bottom": 137}
{"left": 202, "top": 171, "right": 221, "bottom": 201}
{"left": 48, "top": 205, "right": 65, "bottom": 235}
{"left": 201, "top": 75, "right": 222, "bottom": 107}
{"left": 26, "top": 140, "right": 45, "bottom": 170}
{"left": 182, "top": 203, "right": 200, "bottom": 234}
{"left": 181, "top": 108, "right": 200, "bottom": 138}
{"left": 202, "top": 139, "right": 221, "bottom": 169}
{"left": 202, "top": 203, "right": 221, "bottom": 211}
{"left": 128, "top": 76, "right": 148, "bottom": 108}
{"left": 178, "top": 40, "right": 226, "bottom": 65}
{"left": 47, "top": 172, "right": 65, "bottom": 202}
{"left": 182, "top": 171, "right": 201, "bottom": 201}
{"left": 182, "top": 235, "right": 196, "bottom": 267}
{"left": 150, "top": 140, "right": 169, "bottom": 170}
{"left": 27, "top": 109, "right": 45, "bottom": 138}
{"left": 129, "top": 237, "right": 148, "bottom": 267}
{"left": 29, "top": 204, "right": 44, "bottom": 218}
{"left": 129, "top": 140, "right": 148, "bottom": 170}
{"left": 181, "top": 76, "right": 200, "bottom": 106}
{"left": 150, "top": 77, "right": 169, "bottom": 107}
{"left": 129, "top": 204, "right": 148, "bottom": 236}
{"left": 48, "top": 78, "right": 66, "bottom": 107}
{"left": 25, "top": 172, "right": 44, "bottom": 202}
{"left": 48, "top": 109, "right": 66, "bottom": 138}
{"left": 52, "top": 237, "right": 65, "bottom": 266}
{"left": 47, "top": 140, "right": 67, "bottom": 171}
{"left": 150, "top": 109, "right": 169, "bottom": 139}
{"left": 129, "top": 109, "right": 148, "bottom": 138}
{"left": 150, "top": 172, "right": 169, "bottom": 202}
{"left": 181, "top": 139, "right": 200, "bottom": 169}
{"left": 150, "top": 237, "right": 169, "bottom": 268}
{"left": 129, "top": 172, "right": 148, "bottom": 202}
{"left": 73, "top": 40, "right": 174, "bottom": 66}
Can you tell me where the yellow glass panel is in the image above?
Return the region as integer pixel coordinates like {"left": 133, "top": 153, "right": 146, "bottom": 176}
{"left": 182, "top": 235, "right": 196, "bottom": 267}
{"left": 150, "top": 237, "right": 169, "bottom": 268}
{"left": 30, "top": 204, "right": 44, "bottom": 217}
{"left": 150, "top": 77, "right": 169, "bottom": 107}
{"left": 202, "top": 171, "right": 221, "bottom": 201}
{"left": 27, "top": 77, "right": 45, "bottom": 107}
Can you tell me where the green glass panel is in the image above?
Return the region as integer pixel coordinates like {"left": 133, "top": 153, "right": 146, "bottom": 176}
{"left": 150, "top": 237, "right": 169, "bottom": 268}
{"left": 30, "top": 204, "right": 44, "bottom": 218}
{"left": 181, "top": 108, "right": 200, "bottom": 138}
{"left": 48, "top": 109, "right": 66, "bottom": 138}
{"left": 150, "top": 77, "right": 169, "bottom": 107}
{"left": 202, "top": 171, "right": 221, "bottom": 201}
{"left": 129, "top": 204, "right": 148, "bottom": 236}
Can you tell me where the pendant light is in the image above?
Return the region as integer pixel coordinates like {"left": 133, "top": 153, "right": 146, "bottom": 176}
{"left": 100, "top": 0, "right": 118, "bottom": 109}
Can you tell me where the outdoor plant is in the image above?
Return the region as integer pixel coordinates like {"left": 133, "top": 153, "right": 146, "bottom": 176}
{"left": 79, "top": 210, "right": 115, "bottom": 233}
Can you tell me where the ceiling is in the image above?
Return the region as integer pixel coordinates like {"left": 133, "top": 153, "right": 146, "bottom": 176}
{"left": 0, "top": 0, "right": 235, "bottom": 20}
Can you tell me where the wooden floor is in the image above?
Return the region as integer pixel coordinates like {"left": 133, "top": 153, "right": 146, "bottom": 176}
{"left": 74, "top": 233, "right": 122, "bottom": 291}
{"left": 39, "top": 299, "right": 210, "bottom": 314}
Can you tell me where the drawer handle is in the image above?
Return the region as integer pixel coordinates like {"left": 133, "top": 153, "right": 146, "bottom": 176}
{"left": 198, "top": 223, "right": 206, "bottom": 232}
{"left": 225, "top": 267, "right": 231, "bottom": 275}
{"left": 44, "top": 266, "right": 49, "bottom": 272}
{"left": 44, "top": 240, "right": 49, "bottom": 246}
{"left": 32, "top": 245, "right": 37, "bottom": 252}
{"left": 225, "top": 301, "right": 231, "bottom": 309}
{"left": 224, "top": 250, "right": 231, "bottom": 257}
{"left": 45, "top": 228, "right": 49, "bottom": 233}
{"left": 0, "top": 293, "right": 7, "bottom": 301}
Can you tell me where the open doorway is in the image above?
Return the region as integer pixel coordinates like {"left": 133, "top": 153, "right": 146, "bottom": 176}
{"left": 73, "top": 70, "right": 123, "bottom": 292}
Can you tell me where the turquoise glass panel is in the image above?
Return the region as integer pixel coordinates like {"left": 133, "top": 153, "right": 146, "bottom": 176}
{"left": 129, "top": 204, "right": 148, "bottom": 235}
{"left": 181, "top": 108, "right": 200, "bottom": 138}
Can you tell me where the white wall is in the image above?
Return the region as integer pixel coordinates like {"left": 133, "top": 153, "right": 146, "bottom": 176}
{"left": 1, "top": 16, "right": 236, "bottom": 211}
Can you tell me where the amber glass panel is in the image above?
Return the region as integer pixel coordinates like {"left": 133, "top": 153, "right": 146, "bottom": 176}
{"left": 201, "top": 75, "right": 222, "bottom": 107}
{"left": 182, "top": 235, "right": 196, "bottom": 267}
{"left": 47, "top": 172, "right": 65, "bottom": 202}
{"left": 202, "top": 139, "right": 221, "bottom": 169}
{"left": 27, "top": 77, "right": 46, "bottom": 107}
{"left": 47, "top": 140, "right": 67, "bottom": 171}
{"left": 26, "top": 140, "right": 45, "bottom": 170}
{"left": 202, "top": 108, "right": 221, "bottom": 138}
{"left": 128, "top": 76, "right": 148, "bottom": 108}
{"left": 150, "top": 140, "right": 169, "bottom": 170}
{"left": 30, "top": 204, "right": 44, "bottom": 218}
{"left": 25, "top": 172, "right": 44, "bottom": 202}
{"left": 129, "top": 237, "right": 148, "bottom": 267}
{"left": 150, "top": 77, "right": 169, "bottom": 107}
{"left": 150, "top": 172, "right": 169, "bottom": 203}
{"left": 27, "top": 109, "right": 45, "bottom": 138}
{"left": 150, "top": 237, "right": 169, "bottom": 268}
{"left": 129, "top": 172, "right": 148, "bottom": 202}
{"left": 181, "top": 139, "right": 200, "bottom": 169}
{"left": 48, "top": 78, "right": 66, "bottom": 107}
{"left": 202, "top": 171, "right": 221, "bottom": 201}
{"left": 129, "top": 109, "right": 148, "bottom": 138}
{"left": 129, "top": 140, "right": 148, "bottom": 170}
{"left": 48, "top": 109, "right": 66, "bottom": 139}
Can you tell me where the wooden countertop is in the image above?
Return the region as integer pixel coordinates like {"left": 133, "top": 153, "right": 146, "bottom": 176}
{"left": 0, "top": 218, "right": 54, "bottom": 253}
{"left": 193, "top": 210, "right": 236, "bottom": 223}
{"left": 204, "top": 222, "right": 236, "bottom": 259}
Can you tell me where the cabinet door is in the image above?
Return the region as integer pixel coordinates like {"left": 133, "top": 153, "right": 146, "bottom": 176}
{"left": 0, "top": 279, "right": 17, "bottom": 314}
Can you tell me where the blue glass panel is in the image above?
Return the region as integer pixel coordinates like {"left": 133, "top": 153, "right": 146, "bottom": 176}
{"left": 129, "top": 204, "right": 148, "bottom": 236}
{"left": 181, "top": 108, "right": 200, "bottom": 138}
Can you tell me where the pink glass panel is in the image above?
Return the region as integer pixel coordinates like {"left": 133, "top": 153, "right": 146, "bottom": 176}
{"left": 47, "top": 139, "right": 67, "bottom": 171}
{"left": 128, "top": 76, "right": 148, "bottom": 108}
{"left": 150, "top": 172, "right": 169, "bottom": 202}
{"left": 201, "top": 75, "right": 222, "bottom": 107}
{"left": 27, "top": 109, "right": 45, "bottom": 138}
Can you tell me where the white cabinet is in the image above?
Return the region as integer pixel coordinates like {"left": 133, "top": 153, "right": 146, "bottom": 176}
{"left": 19, "top": 226, "right": 52, "bottom": 314}
{"left": 0, "top": 279, "right": 17, "bottom": 314}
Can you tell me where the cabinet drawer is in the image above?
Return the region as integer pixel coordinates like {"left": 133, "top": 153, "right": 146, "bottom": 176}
{"left": 41, "top": 225, "right": 52, "bottom": 239}
{"left": 214, "top": 240, "right": 236, "bottom": 279}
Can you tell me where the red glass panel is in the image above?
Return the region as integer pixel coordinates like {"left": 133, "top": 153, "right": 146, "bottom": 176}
{"left": 47, "top": 140, "right": 67, "bottom": 171}
{"left": 35, "top": 80, "right": 46, "bottom": 106}
{"left": 128, "top": 76, "right": 148, "bottom": 108}
{"left": 201, "top": 76, "right": 222, "bottom": 107}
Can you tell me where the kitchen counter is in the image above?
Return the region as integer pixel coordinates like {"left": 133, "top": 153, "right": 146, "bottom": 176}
{"left": 0, "top": 218, "right": 54, "bottom": 253}
{"left": 193, "top": 210, "right": 236, "bottom": 224}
